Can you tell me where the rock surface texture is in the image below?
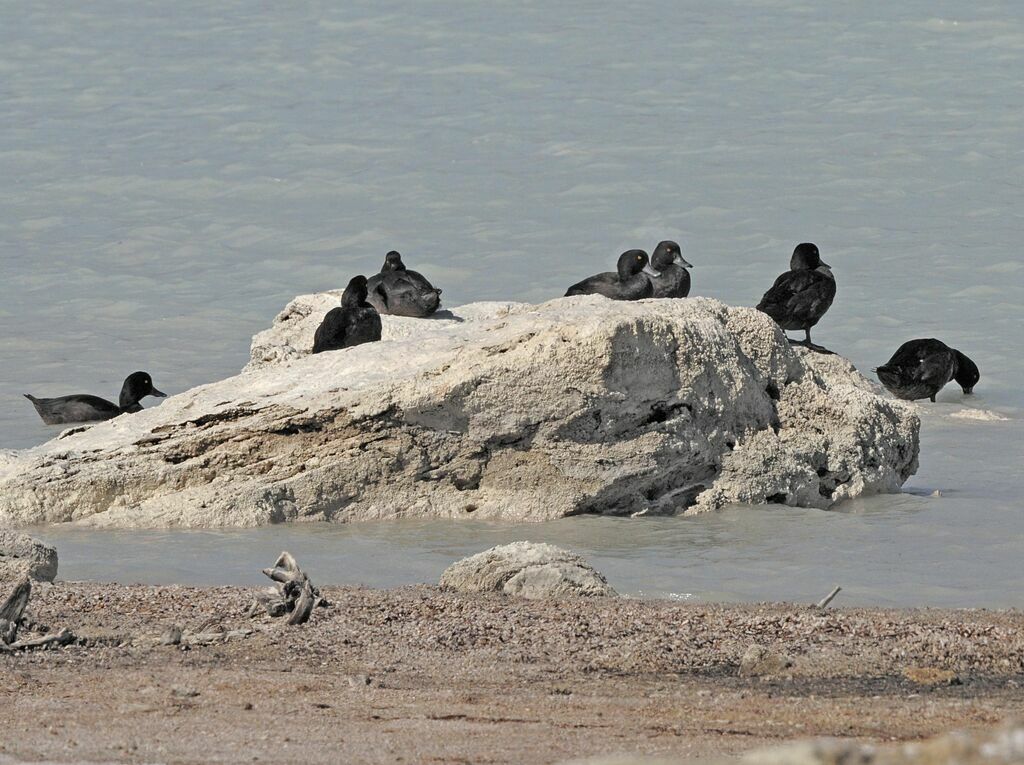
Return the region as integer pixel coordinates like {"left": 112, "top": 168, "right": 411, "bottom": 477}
{"left": 439, "top": 542, "right": 617, "bottom": 599}
{"left": 0, "top": 296, "right": 919, "bottom": 528}
{"left": 0, "top": 530, "right": 58, "bottom": 581}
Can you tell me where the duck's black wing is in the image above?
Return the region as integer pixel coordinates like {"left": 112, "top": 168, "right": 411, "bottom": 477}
{"left": 24, "top": 393, "right": 120, "bottom": 425}
{"left": 312, "top": 306, "right": 381, "bottom": 353}
{"left": 365, "top": 274, "right": 390, "bottom": 314}
{"left": 565, "top": 272, "right": 618, "bottom": 298}
{"left": 368, "top": 271, "right": 440, "bottom": 317}
{"left": 312, "top": 307, "right": 351, "bottom": 353}
{"left": 757, "top": 270, "right": 836, "bottom": 330}
{"left": 876, "top": 339, "right": 955, "bottom": 400}
{"left": 345, "top": 306, "right": 383, "bottom": 346}
{"left": 616, "top": 273, "right": 653, "bottom": 300}
{"left": 650, "top": 265, "right": 690, "bottom": 298}
{"left": 403, "top": 268, "right": 440, "bottom": 294}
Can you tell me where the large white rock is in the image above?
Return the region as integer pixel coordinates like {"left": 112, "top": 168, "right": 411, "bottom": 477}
{"left": 0, "top": 296, "right": 918, "bottom": 528}
{"left": 439, "top": 542, "right": 618, "bottom": 599}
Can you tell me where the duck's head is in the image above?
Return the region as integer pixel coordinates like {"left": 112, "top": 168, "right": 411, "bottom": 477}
{"left": 119, "top": 371, "right": 166, "bottom": 410}
{"left": 341, "top": 275, "right": 370, "bottom": 306}
{"left": 617, "top": 249, "right": 650, "bottom": 279}
{"left": 790, "top": 242, "right": 828, "bottom": 271}
{"left": 382, "top": 251, "right": 406, "bottom": 272}
{"left": 953, "top": 350, "right": 980, "bottom": 395}
{"left": 651, "top": 240, "right": 693, "bottom": 271}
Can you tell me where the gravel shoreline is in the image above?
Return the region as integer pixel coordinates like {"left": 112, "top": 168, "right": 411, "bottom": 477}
{"left": 3, "top": 581, "right": 1024, "bottom": 764}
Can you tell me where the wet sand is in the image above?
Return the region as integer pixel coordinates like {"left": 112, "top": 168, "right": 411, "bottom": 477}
{"left": 3, "top": 581, "right": 1024, "bottom": 764}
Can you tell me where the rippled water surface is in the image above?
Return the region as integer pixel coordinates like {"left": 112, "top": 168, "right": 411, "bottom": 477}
{"left": 3, "top": 1, "right": 1023, "bottom": 605}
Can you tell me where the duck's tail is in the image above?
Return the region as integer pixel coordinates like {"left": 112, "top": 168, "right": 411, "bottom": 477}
{"left": 23, "top": 394, "right": 39, "bottom": 404}
{"left": 874, "top": 364, "right": 904, "bottom": 388}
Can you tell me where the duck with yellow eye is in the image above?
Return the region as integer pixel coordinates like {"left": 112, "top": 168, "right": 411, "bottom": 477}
{"left": 564, "top": 249, "right": 654, "bottom": 301}
{"left": 24, "top": 371, "right": 167, "bottom": 425}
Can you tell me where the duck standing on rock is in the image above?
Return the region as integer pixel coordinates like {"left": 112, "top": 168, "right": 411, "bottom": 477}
{"left": 756, "top": 242, "right": 836, "bottom": 353}
{"left": 312, "top": 275, "right": 382, "bottom": 354}
{"left": 649, "top": 240, "right": 693, "bottom": 298}
{"left": 25, "top": 371, "right": 167, "bottom": 425}
{"left": 875, "top": 339, "right": 980, "bottom": 402}
{"left": 366, "top": 251, "right": 443, "bottom": 318}
{"left": 564, "top": 249, "right": 654, "bottom": 301}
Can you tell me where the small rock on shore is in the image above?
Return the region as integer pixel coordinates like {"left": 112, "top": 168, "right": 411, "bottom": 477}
{"left": 0, "top": 530, "right": 57, "bottom": 582}
{"left": 439, "top": 541, "right": 617, "bottom": 599}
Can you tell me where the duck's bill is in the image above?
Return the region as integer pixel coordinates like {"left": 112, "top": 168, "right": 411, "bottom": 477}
{"left": 151, "top": 388, "right": 168, "bottom": 398}
{"left": 819, "top": 261, "right": 831, "bottom": 269}
{"left": 675, "top": 255, "right": 694, "bottom": 268}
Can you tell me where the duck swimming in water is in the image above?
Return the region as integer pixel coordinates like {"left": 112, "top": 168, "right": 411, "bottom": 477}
{"left": 875, "top": 338, "right": 980, "bottom": 402}
{"left": 756, "top": 243, "right": 836, "bottom": 353}
{"left": 564, "top": 249, "right": 654, "bottom": 301}
{"left": 648, "top": 240, "right": 693, "bottom": 298}
{"left": 24, "top": 371, "right": 166, "bottom": 425}
{"left": 366, "top": 251, "right": 443, "bottom": 318}
{"left": 312, "top": 275, "right": 383, "bottom": 353}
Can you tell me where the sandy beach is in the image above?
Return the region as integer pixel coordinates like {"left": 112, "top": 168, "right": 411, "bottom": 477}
{"left": 3, "top": 580, "right": 1023, "bottom": 764}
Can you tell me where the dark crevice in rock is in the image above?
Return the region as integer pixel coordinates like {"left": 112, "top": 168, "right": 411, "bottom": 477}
{"left": 815, "top": 468, "right": 852, "bottom": 500}
{"left": 642, "top": 401, "right": 692, "bottom": 427}
{"left": 268, "top": 420, "right": 327, "bottom": 436}
{"left": 573, "top": 463, "right": 719, "bottom": 517}
{"left": 155, "top": 407, "right": 265, "bottom": 433}
{"left": 555, "top": 398, "right": 696, "bottom": 445}
{"left": 454, "top": 475, "right": 481, "bottom": 491}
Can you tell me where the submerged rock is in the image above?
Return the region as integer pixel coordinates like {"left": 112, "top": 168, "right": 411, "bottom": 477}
{"left": 0, "top": 296, "right": 918, "bottom": 528}
{"left": 440, "top": 542, "right": 617, "bottom": 599}
{"left": 0, "top": 530, "right": 58, "bottom": 581}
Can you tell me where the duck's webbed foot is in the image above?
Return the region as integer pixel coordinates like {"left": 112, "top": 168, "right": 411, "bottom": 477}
{"left": 786, "top": 333, "right": 833, "bottom": 355}
{"left": 805, "top": 342, "right": 834, "bottom": 355}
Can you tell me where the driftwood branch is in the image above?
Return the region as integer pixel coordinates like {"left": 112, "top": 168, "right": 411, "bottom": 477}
{"left": 250, "top": 551, "right": 326, "bottom": 625}
{"left": 0, "top": 580, "right": 77, "bottom": 652}
{"left": 0, "top": 578, "right": 32, "bottom": 644}
{"left": 0, "top": 627, "right": 75, "bottom": 653}
{"left": 814, "top": 585, "right": 842, "bottom": 609}
{"left": 0, "top": 578, "right": 31, "bottom": 623}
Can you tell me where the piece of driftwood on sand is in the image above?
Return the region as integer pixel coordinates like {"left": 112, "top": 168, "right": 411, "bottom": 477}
{"left": 0, "top": 578, "right": 77, "bottom": 652}
{"left": 249, "top": 551, "right": 327, "bottom": 625}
